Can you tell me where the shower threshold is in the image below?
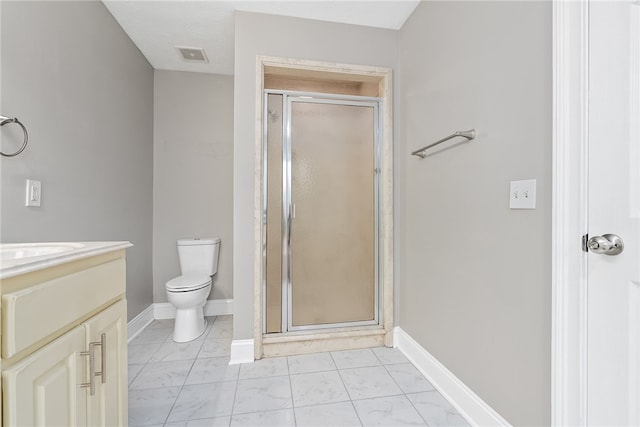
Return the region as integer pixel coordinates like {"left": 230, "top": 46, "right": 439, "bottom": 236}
{"left": 261, "top": 325, "right": 388, "bottom": 358}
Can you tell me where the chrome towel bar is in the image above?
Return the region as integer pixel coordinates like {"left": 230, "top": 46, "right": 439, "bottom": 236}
{"left": 0, "top": 115, "right": 29, "bottom": 157}
{"left": 411, "top": 129, "right": 475, "bottom": 159}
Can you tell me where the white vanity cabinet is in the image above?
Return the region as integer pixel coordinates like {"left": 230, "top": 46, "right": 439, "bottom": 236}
{"left": 0, "top": 244, "right": 130, "bottom": 427}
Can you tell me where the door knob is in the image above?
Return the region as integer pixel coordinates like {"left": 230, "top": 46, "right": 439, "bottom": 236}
{"left": 587, "top": 234, "right": 624, "bottom": 255}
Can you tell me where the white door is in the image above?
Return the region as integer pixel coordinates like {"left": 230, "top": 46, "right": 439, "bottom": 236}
{"left": 586, "top": 0, "right": 640, "bottom": 424}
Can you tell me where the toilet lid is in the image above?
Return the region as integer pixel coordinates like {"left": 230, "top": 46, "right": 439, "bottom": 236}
{"left": 166, "top": 274, "right": 211, "bottom": 291}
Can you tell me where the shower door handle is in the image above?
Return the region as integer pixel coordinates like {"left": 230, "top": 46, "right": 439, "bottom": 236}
{"left": 286, "top": 204, "right": 293, "bottom": 246}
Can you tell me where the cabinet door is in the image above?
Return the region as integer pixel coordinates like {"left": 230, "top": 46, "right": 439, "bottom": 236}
{"left": 84, "top": 300, "right": 128, "bottom": 427}
{"left": 2, "top": 325, "right": 88, "bottom": 426}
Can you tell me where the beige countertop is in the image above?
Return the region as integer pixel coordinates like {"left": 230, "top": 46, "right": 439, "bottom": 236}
{"left": 0, "top": 241, "right": 132, "bottom": 279}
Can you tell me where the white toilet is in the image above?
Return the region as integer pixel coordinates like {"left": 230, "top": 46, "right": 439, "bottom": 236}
{"left": 166, "top": 237, "right": 220, "bottom": 342}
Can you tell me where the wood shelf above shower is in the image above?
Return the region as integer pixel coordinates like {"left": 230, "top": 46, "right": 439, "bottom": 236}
{"left": 264, "top": 65, "right": 384, "bottom": 97}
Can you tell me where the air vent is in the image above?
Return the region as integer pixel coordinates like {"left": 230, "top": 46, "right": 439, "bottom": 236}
{"left": 176, "top": 46, "right": 208, "bottom": 63}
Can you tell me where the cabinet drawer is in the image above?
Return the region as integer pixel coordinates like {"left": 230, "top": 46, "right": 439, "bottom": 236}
{"left": 2, "top": 259, "right": 125, "bottom": 359}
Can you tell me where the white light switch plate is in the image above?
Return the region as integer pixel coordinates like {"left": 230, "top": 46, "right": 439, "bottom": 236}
{"left": 509, "top": 179, "right": 536, "bottom": 209}
{"left": 25, "top": 179, "right": 42, "bottom": 207}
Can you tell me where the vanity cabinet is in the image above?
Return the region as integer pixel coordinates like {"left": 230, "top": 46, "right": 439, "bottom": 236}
{"left": 0, "top": 244, "right": 130, "bottom": 427}
{"left": 3, "top": 300, "right": 126, "bottom": 426}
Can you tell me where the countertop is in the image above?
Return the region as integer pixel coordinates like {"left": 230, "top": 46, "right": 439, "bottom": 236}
{"left": 0, "top": 241, "right": 132, "bottom": 279}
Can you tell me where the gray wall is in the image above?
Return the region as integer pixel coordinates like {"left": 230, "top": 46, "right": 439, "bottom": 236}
{"left": 397, "top": 2, "right": 552, "bottom": 425}
{"left": 153, "top": 70, "right": 234, "bottom": 303}
{"left": 0, "top": 1, "right": 154, "bottom": 321}
{"left": 233, "top": 12, "right": 398, "bottom": 340}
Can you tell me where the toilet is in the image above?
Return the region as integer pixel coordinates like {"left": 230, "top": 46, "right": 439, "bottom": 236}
{"left": 166, "top": 237, "right": 220, "bottom": 342}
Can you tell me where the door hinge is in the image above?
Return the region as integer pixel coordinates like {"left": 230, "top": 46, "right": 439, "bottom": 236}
{"left": 582, "top": 234, "right": 589, "bottom": 252}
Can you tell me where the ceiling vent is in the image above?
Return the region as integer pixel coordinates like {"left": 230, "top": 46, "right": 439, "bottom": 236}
{"left": 176, "top": 46, "right": 208, "bottom": 63}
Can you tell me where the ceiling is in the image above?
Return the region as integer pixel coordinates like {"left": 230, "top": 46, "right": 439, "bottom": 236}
{"left": 102, "top": 1, "right": 420, "bottom": 75}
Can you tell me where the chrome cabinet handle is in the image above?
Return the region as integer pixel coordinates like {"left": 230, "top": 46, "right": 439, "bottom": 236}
{"left": 97, "top": 333, "right": 106, "bottom": 384}
{"left": 587, "top": 234, "right": 624, "bottom": 256}
{"left": 80, "top": 342, "right": 96, "bottom": 395}
{"left": 80, "top": 333, "right": 107, "bottom": 395}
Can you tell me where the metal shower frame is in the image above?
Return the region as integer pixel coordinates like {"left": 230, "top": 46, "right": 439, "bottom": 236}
{"left": 262, "top": 89, "right": 383, "bottom": 334}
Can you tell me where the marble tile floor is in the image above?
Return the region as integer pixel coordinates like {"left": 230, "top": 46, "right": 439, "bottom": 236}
{"left": 128, "top": 316, "right": 469, "bottom": 427}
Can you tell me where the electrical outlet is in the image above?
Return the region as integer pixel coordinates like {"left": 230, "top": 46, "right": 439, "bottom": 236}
{"left": 509, "top": 179, "right": 536, "bottom": 209}
{"left": 25, "top": 179, "right": 42, "bottom": 207}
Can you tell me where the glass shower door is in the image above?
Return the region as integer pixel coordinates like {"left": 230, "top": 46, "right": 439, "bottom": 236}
{"left": 264, "top": 92, "right": 380, "bottom": 333}
{"left": 287, "top": 98, "right": 378, "bottom": 329}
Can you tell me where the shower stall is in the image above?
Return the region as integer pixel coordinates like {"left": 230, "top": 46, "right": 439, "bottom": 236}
{"left": 263, "top": 90, "right": 381, "bottom": 334}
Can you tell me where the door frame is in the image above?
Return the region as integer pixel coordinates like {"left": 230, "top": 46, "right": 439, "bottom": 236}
{"left": 551, "top": 0, "right": 589, "bottom": 424}
{"left": 253, "top": 56, "right": 394, "bottom": 358}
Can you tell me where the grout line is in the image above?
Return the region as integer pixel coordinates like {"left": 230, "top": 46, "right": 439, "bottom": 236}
{"left": 194, "top": 317, "right": 212, "bottom": 359}
{"left": 159, "top": 352, "right": 198, "bottom": 425}
{"left": 380, "top": 361, "right": 430, "bottom": 423}
{"left": 286, "top": 360, "right": 298, "bottom": 426}
{"left": 226, "top": 375, "right": 239, "bottom": 427}
{"left": 349, "top": 398, "right": 366, "bottom": 427}
{"left": 130, "top": 324, "right": 460, "bottom": 426}
{"left": 228, "top": 323, "right": 241, "bottom": 424}
{"left": 333, "top": 354, "right": 356, "bottom": 402}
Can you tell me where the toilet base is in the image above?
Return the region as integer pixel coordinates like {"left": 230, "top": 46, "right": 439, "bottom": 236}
{"left": 166, "top": 279, "right": 212, "bottom": 343}
{"left": 173, "top": 306, "right": 207, "bottom": 342}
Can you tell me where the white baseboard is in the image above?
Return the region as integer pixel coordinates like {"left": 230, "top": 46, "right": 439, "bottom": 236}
{"left": 127, "top": 304, "right": 154, "bottom": 343}
{"left": 229, "top": 339, "right": 254, "bottom": 365}
{"left": 153, "top": 299, "right": 234, "bottom": 320}
{"left": 204, "top": 299, "right": 234, "bottom": 317}
{"left": 394, "top": 327, "right": 511, "bottom": 427}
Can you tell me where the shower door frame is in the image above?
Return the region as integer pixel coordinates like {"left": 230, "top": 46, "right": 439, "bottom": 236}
{"left": 262, "top": 90, "right": 382, "bottom": 333}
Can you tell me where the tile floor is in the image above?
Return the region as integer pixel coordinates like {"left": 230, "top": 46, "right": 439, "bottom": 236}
{"left": 128, "top": 315, "right": 469, "bottom": 426}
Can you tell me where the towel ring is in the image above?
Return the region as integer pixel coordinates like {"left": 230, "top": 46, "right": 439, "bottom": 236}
{"left": 0, "top": 116, "right": 29, "bottom": 157}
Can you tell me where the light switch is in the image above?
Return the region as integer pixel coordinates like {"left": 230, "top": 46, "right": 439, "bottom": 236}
{"left": 25, "top": 179, "right": 42, "bottom": 207}
{"left": 509, "top": 179, "right": 536, "bottom": 209}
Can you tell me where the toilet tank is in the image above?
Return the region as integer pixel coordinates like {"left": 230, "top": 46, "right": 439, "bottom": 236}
{"left": 177, "top": 238, "right": 221, "bottom": 276}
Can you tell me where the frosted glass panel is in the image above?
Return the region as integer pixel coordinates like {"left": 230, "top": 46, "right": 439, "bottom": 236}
{"left": 290, "top": 101, "right": 375, "bottom": 326}
{"left": 265, "top": 94, "right": 283, "bottom": 333}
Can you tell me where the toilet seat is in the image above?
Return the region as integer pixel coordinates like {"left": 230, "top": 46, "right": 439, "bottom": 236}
{"left": 166, "top": 274, "right": 211, "bottom": 292}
